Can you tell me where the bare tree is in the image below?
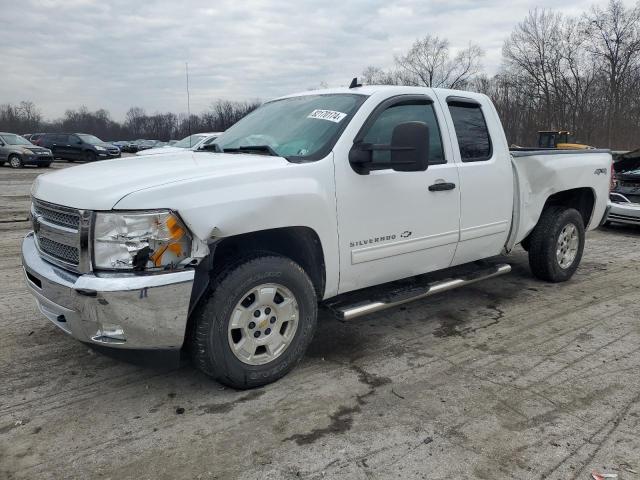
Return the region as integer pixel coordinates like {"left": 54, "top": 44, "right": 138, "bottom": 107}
{"left": 125, "top": 107, "right": 147, "bottom": 138}
{"left": 395, "top": 35, "right": 484, "bottom": 89}
{"left": 503, "top": 9, "right": 564, "bottom": 129}
{"left": 584, "top": 0, "right": 640, "bottom": 146}
{"left": 361, "top": 66, "right": 400, "bottom": 85}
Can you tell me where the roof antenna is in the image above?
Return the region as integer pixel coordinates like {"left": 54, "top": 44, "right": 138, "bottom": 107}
{"left": 349, "top": 77, "right": 362, "bottom": 89}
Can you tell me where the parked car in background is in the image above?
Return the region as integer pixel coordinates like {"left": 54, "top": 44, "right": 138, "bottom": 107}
{"left": 29, "top": 133, "right": 47, "bottom": 145}
{"left": 133, "top": 139, "right": 152, "bottom": 151}
{"left": 135, "top": 132, "right": 221, "bottom": 156}
{"left": 38, "top": 133, "right": 120, "bottom": 162}
{"left": 116, "top": 141, "right": 139, "bottom": 153}
{"left": 0, "top": 132, "right": 53, "bottom": 168}
{"left": 606, "top": 149, "right": 640, "bottom": 226}
{"left": 140, "top": 140, "right": 162, "bottom": 150}
{"left": 108, "top": 140, "right": 127, "bottom": 152}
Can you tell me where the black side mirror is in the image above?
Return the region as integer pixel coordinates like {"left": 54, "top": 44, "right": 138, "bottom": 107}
{"left": 390, "top": 121, "right": 430, "bottom": 172}
{"left": 349, "top": 121, "right": 430, "bottom": 174}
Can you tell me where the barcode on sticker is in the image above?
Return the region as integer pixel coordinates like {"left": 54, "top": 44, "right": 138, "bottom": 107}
{"left": 308, "top": 109, "right": 347, "bottom": 123}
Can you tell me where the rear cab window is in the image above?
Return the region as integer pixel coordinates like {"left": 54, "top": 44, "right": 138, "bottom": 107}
{"left": 447, "top": 97, "right": 492, "bottom": 162}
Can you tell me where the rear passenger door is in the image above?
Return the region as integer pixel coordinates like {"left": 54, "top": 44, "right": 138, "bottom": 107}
{"left": 435, "top": 93, "right": 513, "bottom": 266}
{"left": 50, "top": 134, "right": 71, "bottom": 159}
{"left": 67, "top": 135, "right": 84, "bottom": 160}
{"left": 0, "top": 137, "right": 8, "bottom": 162}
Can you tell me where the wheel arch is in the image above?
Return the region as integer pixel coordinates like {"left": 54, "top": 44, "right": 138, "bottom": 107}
{"left": 520, "top": 187, "right": 595, "bottom": 250}
{"left": 186, "top": 226, "right": 326, "bottom": 343}
{"left": 541, "top": 187, "right": 596, "bottom": 228}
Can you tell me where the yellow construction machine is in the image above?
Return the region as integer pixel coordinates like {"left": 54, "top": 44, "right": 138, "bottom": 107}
{"left": 537, "top": 131, "right": 592, "bottom": 150}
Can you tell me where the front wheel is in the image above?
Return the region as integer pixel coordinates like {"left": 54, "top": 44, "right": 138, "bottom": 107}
{"left": 190, "top": 255, "right": 317, "bottom": 389}
{"left": 9, "top": 155, "right": 23, "bottom": 169}
{"left": 528, "top": 206, "right": 585, "bottom": 282}
{"left": 84, "top": 151, "right": 97, "bottom": 162}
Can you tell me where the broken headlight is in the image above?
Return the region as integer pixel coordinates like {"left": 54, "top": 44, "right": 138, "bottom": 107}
{"left": 93, "top": 210, "right": 192, "bottom": 271}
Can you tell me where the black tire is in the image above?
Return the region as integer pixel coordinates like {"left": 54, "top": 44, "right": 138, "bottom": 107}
{"left": 528, "top": 206, "right": 585, "bottom": 282}
{"left": 8, "top": 154, "right": 23, "bottom": 169}
{"left": 84, "top": 151, "right": 97, "bottom": 162}
{"left": 190, "top": 255, "right": 317, "bottom": 389}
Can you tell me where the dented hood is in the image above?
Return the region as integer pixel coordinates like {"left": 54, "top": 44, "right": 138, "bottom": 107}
{"left": 31, "top": 151, "right": 290, "bottom": 210}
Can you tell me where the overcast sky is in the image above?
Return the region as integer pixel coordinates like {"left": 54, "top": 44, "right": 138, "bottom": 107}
{"left": 0, "top": 0, "right": 634, "bottom": 120}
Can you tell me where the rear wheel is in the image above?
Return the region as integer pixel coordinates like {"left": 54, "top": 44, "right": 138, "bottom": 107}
{"left": 9, "top": 155, "right": 23, "bottom": 169}
{"left": 528, "top": 206, "right": 585, "bottom": 282}
{"left": 190, "top": 255, "right": 317, "bottom": 389}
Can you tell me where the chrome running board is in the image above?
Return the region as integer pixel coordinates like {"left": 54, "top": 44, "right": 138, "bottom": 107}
{"left": 329, "top": 263, "right": 512, "bottom": 321}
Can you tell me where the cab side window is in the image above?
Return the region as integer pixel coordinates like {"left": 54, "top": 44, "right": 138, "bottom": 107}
{"left": 447, "top": 101, "right": 492, "bottom": 162}
{"left": 361, "top": 101, "right": 446, "bottom": 166}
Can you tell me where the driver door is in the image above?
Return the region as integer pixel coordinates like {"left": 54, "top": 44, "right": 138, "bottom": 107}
{"left": 333, "top": 95, "right": 461, "bottom": 294}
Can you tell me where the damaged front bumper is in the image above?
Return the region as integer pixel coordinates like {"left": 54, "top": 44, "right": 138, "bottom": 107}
{"left": 606, "top": 193, "right": 640, "bottom": 226}
{"left": 21, "top": 232, "right": 195, "bottom": 350}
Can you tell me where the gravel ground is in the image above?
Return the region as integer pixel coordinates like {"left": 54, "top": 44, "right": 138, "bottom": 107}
{"left": 1, "top": 160, "right": 640, "bottom": 480}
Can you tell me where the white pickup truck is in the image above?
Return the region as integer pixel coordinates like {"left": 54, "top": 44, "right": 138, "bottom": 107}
{"left": 22, "top": 85, "right": 611, "bottom": 388}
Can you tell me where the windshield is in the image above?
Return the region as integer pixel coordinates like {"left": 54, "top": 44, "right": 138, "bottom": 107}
{"left": 173, "top": 134, "right": 206, "bottom": 148}
{"left": 213, "top": 94, "right": 367, "bottom": 161}
{"left": 1, "top": 134, "right": 33, "bottom": 146}
{"left": 78, "top": 134, "right": 105, "bottom": 145}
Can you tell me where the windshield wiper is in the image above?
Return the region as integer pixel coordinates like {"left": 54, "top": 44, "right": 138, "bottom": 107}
{"left": 223, "top": 145, "right": 280, "bottom": 157}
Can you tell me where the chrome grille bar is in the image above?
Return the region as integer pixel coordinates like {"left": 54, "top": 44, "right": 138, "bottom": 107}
{"left": 32, "top": 201, "right": 80, "bottom": 229}
{"left": 31, "top": 198, "right": 92, "bottom": 273}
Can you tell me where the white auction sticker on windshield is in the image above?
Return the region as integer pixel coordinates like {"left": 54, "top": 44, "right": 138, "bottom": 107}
{"left": 308, "top": 109, "right": 347, "bottom": 123}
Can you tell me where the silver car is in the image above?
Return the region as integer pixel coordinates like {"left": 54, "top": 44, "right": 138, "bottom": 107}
{"left": 606, "top": 152, "right": 640, "bottom": 226}
{"left": 0, "top": 132, "right": 53, "bottom": 168}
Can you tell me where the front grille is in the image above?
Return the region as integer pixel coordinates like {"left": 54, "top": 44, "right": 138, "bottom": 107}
{"left": 37, "top": 236, "right": 80, "bottom": 264}
{"left": 33, "top": 202, "right": 80, "bottom": 229}
{"left": 31, "top": 198, "right": 89, "bottom": 272}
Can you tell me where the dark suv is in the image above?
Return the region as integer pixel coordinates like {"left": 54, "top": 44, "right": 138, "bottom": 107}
{"left": 38, "top": 133, "right": 120, "bottom": 162}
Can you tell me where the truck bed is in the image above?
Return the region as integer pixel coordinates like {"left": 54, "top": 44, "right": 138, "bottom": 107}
{"left": 507, "top": 148, "right": 612, "bottom": 250}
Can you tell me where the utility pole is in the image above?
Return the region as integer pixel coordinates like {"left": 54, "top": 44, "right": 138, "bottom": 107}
{"left": 186, "top": 62, "right": 192, "bottom": 144}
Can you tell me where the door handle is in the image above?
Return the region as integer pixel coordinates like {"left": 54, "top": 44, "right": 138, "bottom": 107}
{"left": 428, "top": 182, "right": 456, "bottom": 192}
